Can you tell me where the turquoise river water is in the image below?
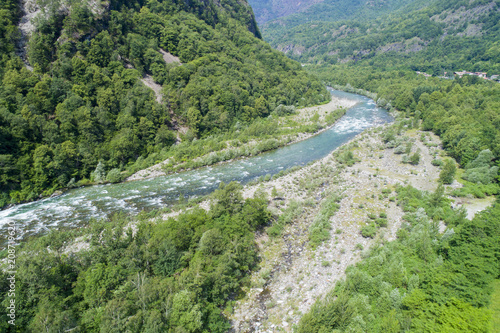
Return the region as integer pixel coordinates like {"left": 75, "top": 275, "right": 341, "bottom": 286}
{"left": 0, "top": 90, "right": 393, "bottom": 242}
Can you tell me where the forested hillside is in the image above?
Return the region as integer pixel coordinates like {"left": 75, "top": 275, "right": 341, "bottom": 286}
{"left": 259, "top": 0, "right": 428, "bottom": 38}
{"left": 0, "top": 0, "right": 329, "bottom": 207}
{"left": 266, "top": 0, "right": 500, "bottom": 75}
{"left": 247, "top": 0, "right": 323, "bottom": 25}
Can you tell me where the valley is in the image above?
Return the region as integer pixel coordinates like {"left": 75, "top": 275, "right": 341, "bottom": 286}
{"left": 0, "top": 0, "right": 498, "bottom": 331}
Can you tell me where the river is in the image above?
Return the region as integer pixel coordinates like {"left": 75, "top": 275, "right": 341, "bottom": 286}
{"left": 0, "top": 90, "right": 393, "bottom": 242}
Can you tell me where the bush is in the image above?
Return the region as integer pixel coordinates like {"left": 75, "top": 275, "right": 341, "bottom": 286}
{"left": 394, "top": 145, "right": 406, "bottom": 154}
{"left": 409, "top": 152, "right": 420, "bottom": 165}
{"left": 462, "top": 150, "right": 498, "bottom": 184}
{"left": 273, "top": 104, "right": 296, "bottom": 116}
{"left": 106, "top": 168, "right": 122, "bottom": 183}
{"left": 439, "top": 159, "right": 456, "bottom": 184}
{"left": 361, "top": 223, "right": 377, "bottom": 238}
{"left": 338, "top": 150, "right": 357, "bottom": 166}
{"left": 91, "top": 160, "right": 106, "bottom": 183}
{"left": 431, "top": 159, "right": 443, "bottom": 166}
{"left": 376, "top": 218, "right": 388, "bottom": 227}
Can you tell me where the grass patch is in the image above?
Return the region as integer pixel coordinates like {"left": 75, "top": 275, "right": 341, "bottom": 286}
{"left": 490, "top": 280, "right": 500, "bottom": 333}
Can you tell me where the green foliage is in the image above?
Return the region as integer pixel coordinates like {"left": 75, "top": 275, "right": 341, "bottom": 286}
{"left": 298, "top": 185, "right": 500, "bottom": 332}
{"left": 463, "top": 149, "right": 499, "bottom": 185}
{"left": 451, "top": 182, "right": 500, "bottom": 198}
{"left": 105, "top": 168, "right": 122, "bottom": 183}
{"left": 273, "top": 104, "right": 296, "bottom": 116}
{"left": 337, "top": 150, "right": 357, "bottom": 166}
{"left": 361, "top": 222, "right": 378, "bottom": 238}
{"left": 91, "top": 161, "right": 106, "bottom": 183}
{"left": 409, "top": 151, "right": 421, "bottom": 165}
{"left": 1, "top": 183, "right": 271, "bottom": 331}
{"left": 439, "top": 159, "right": 457, "bottom": 184}
{"left": 490, "top": 280, "right": 500, "bottom": 333}
{"left": 268, "top": 200, "right": 303, "bottom": 237}
{"left": 431, "top": 158, "right": 443, "bottom": 166}
{"left": 309, "top": 193, "right": 341, "bottom": 247}
{"left": 0, "top": 0, "right": 328, "bottom": 207}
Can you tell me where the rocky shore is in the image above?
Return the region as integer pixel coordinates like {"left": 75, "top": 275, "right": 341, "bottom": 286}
{"left": 230, "top": 127, "right": 448, "bottom": 331}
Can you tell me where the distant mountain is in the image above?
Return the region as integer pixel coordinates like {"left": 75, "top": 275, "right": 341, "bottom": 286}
{"left": 250, "top": 0, "right": 427, "bottom": 29}
{"left": 246, "top": 0, "right": 324, "bottom": 25}
{"left": 265, "top": 0, "right": 500, "bottom": 74}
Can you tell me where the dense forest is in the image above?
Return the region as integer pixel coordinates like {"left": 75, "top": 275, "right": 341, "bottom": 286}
{"left": 258, "top": 0, "right": 426, "bottom": 32}
{"left": 0, "top": 0, "right": 329, "bottom": 207}
{"left": 246, "top": 0, "right": 317, "bottom": 25}
{"left": 265, "top": 0, "right": 500, "bottom": 75}
{"left": 0, "top": 182, "right": 273, "bottom": 332}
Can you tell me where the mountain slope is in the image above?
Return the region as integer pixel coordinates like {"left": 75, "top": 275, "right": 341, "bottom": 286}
{"left": 266, "top": 0, "right": 500, "bottom": 74}
{"left": 256, "top": 0, "right": 429, "bottom": 35}
{"left": 246, "top": 0, "right": 324, "bottom": 25}
{"left": 0, "top": 0, "right": 329, "bottom": 207}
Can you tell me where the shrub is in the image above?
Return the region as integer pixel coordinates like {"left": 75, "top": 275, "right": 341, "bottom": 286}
{"left": 439, "top": 159, "right": 456, "bottom": 184}
{"left": 106, "top": 168, "right": 122, "bottom": 183}
{"left": 273, "top": 104, "right": 296, "bottom": 116}
{"left": 394, "top": 145, "right": 406, "bottom": 154}
{"left": 338, "top": 150, "right": 357, "bottom": 166}
{"left": 462, "top": 150, "right": 498, "bottom": 184}
{"left": 431, "top": 159, "right": 443, "bottom": 166}
{"left": 409, "top": 152, "right": 420, "bottom": 165}
{"left": 361, "top": 223, "right": 377, "bottom": 238}
{"left": 376, "top": 218, "right": 388, "bottom": 227}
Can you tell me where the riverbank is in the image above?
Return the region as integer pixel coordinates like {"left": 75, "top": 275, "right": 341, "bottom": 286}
{"left": 0, "top": 94, "right": 353, "bottom": 213}
{"left": 40, "top": 115, "right": 495, "bottom": 332}
{"left": 229, "top": 124, "right": 493, "bottom": 331}
{"left": 126, "top": 95, "right": 357, "bottom": 181}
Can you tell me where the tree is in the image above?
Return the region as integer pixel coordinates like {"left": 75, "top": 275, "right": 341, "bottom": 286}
{"left": 186, "top": 106, "right": 202, "bottom": 135}
{"left": 211, "top": 181, "right": 243, "bottom": 217}
{"left": 87, "top": 31, "right": 114, "bottom": 67}
{"left": 169, "top": 290, "right": 203, "bottom": 332}
{"left": 463, "top": 149, "right": 498, "bottom": 184}
{"left": 409, "top": 151, "right": 420, "bottom": 165}
{"left": 92, "top": 161, "right": 106, "bottom": 183}
{"left": 439, "top": 159, "right": 456, "bottom": 184}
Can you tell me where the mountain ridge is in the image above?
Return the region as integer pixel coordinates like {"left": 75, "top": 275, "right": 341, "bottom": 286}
{"left": 263, "top": 0, "right": 500, "bottom": 74}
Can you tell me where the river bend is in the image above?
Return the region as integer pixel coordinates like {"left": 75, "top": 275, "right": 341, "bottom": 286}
{"left": 0, "top": 90, "right": 393, "bottom": 242}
